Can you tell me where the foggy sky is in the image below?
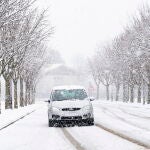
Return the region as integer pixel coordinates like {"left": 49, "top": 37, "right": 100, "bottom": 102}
{"left": 38, "top": 0, "right": 150, "bottom": 64}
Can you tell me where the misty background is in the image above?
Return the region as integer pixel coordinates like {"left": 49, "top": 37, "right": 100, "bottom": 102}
{"left": 36, "top": 0, "right": 150, "bottom": 101}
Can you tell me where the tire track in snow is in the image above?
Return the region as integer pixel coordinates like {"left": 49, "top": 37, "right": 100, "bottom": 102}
{"left": 98, "top": 106, "right": 150, "bottom": 132}
{"left": 0, "top": 110, "right": 36, "bottom": 131}
{"left": 118, "top": 108, "right": 150, "bottom": 120}
{"left": 61, "top": 128, "right": 85, "bottom": 150}
{"left": 95, "top": 122, "right": 150, "bottom": 149}
{"left": 97, "top": 104, "right": 150, "bottom": 119}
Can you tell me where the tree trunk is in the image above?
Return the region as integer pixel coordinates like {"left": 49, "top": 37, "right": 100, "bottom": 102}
{"left": 127, "top": 84, "right": 129, "bottom": 102}
{"left": 147, "top": 84, "right": 150, "bottom": 104}
{"left": 130, "top": 86, "right": 134, "bottom": 103}
{"left": 14, "top": 80, "right": 18, "bottom": 108}
{"left": 5, "top": 78, "right": 12, "bottom": 109}
{"left": 0, "top": 78, "right": 1, "bottom": 114}
{"left": 142, "top": 81, "right": 146, "bottom": 105}
{"left": 111, "top": 89, "right": 113, "bottom": 101}
{"left": 29, "top": 84, "right": 31, "bottom": 104}
{"left": 25, "top": 82, "right": 28, "bottom": 106}
{"left": 123, "top": 82, "right": 126, "bottom": 102}
{"left": 20, "top": 77, "right": 24, "bottom": 107}
{"left": 25, "top": 81, "right": 30, "bottom": 105}
{"left": 115, "top": 84, "right": 120, "bottom": 101}
{"left": 32, "top": 87, "right": 36, "bottom": 104}
{"left": 137, "top": 85, "right": 141, "bottom": 103}
{"left": 123, "top": 81, "right": 128, "bottom": 102}
{"left": 30, "top": 85, "right": 34, "bottom": 104}
{"left": 106, "top": 85, "right": 109, "bottom": 100}
{"left": 96, "top": 84, "right": 99, "bottom": 99}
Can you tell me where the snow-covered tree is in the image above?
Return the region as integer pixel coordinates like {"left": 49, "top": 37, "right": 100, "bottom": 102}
{"left": 0, "top": 0, "right": 52, "bottom": 112}
{"left": 89, "top": 4, "right": 150, "bottom": 104}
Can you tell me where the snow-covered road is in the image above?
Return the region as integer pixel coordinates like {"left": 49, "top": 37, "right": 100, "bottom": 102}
{"left": 0, "top": 101, "right": 149, "bottom": 150}
{"left": 93, "top": 101, "right": 150, "bottom": 148}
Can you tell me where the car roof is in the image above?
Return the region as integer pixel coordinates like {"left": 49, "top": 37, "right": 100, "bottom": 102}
{"left": 52, "top": 85, "right": 86, "bottom": 90}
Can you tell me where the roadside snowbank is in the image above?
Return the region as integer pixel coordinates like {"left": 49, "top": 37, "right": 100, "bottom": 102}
{"left": 0, "top": 102, "right": 42, "bottom": 130}
{"left": 93, "top": 100, "right": 150, "bottom": 147}
{"left": 94, "top": 99, "right": 150, "bottom": 108}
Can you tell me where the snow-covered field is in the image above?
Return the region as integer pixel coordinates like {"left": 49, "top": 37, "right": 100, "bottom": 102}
{"left": 0, "top": 100, "right": 150, "bottom": 150}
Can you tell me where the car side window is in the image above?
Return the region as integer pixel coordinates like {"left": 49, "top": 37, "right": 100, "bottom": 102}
{"left": 50, "top": 91, "right": 53, "bottom": 101}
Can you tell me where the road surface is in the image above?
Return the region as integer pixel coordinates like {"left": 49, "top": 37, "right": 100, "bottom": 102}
{"left": 0, "top": 101, "right": 149, "bottom": 150}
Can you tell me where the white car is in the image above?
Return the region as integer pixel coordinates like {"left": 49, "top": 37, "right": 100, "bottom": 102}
{"left": 47, "top": 85, "right": 94, "bottom": 127}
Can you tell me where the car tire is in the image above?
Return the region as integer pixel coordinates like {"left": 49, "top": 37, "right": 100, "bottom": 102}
{"left": 49, "top": 120, "right": 54, "bottom": 127}
{"left": 88, "top": 118, "right": 94, "bottom": 126}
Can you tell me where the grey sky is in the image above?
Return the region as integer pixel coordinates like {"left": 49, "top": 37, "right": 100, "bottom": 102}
{"left": 38, "top": 0, "right": 150, "bottom": 64}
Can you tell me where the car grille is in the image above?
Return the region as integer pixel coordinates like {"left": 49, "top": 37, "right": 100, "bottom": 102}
{"left": 62, "top": 108, "right": 81, "bottom": 111}
{"left": 61, "top": 116, "right": 82, "bottom": 120}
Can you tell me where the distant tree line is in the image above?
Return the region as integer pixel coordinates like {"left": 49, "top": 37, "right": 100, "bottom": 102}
{"left": 89, "top": 5, "right": 150, "bottom": 104}
{"left": 0, "top": 0, "right": 52, "bottom": 113}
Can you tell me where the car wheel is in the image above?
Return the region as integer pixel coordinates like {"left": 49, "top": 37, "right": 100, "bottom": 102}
{"left": 88, "top": 118, "right": 94, "bottom": 126}
{"left": 49, "top": 120, "right": 54, "bottom": 127}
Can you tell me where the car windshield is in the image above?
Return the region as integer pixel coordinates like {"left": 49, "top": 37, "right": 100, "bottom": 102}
{"left": 52, "top": 89, "right": 88, "bottom": 101}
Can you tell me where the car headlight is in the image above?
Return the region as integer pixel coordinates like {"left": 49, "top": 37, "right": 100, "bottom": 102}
{"left": 52, "top": 107, "right": 61, "bottom": 112}
{"left": 82, "top": 105, "right": 91, "bottom": 112}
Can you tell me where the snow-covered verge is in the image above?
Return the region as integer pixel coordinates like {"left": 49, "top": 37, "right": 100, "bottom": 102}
{"left": 0, "top": 101, "right": 146, "bottom": 150}
{"left": 0, "top": 102, "right": 42, "bottom": 130}
{"left": 94, "top": 99, "right": 150, "bottom": 107}
{"left": 93, "top": 100, "right": 150, "bottom": 147}
{"left": 0, "top": 104, "right": 75, "bottom": 150}
{"left": 93, "top": 99, "right": 150, "bottom": 118}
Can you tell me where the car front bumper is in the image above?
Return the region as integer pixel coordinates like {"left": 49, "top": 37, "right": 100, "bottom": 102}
{"left": 49, "top": 118, "right": 94, "bottom": 126}
{"left": 51, "top": 112, "right": 93, "bottom": 120}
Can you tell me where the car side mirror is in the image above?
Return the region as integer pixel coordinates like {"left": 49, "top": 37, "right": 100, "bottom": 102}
{"left": 45, "top": 100, "right": 51, "bottom": 103}
{"left": 89, "top": 97, "right": 95, "bottom": 101}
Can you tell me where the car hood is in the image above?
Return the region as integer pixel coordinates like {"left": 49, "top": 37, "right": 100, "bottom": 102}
{"left": 52, "top": 99, "right": 90, "bottom": 108}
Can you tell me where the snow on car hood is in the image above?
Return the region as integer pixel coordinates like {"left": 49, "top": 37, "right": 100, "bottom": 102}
{"left": 52, "top": 99, "right": 90, "bottom": 108}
